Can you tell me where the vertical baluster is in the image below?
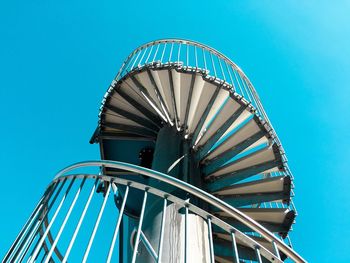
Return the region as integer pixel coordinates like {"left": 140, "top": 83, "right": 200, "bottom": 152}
{"left": 230, "top": 231, "right": 240, "bottom": 263}
{"left": 10, "top": 182, "right": 62, "bottom": 262}
{"left": 271, "top": 241, "right": 281, "bottom": 260}
{"left": 207, "top": 217, "right": 215, "bottom": 263}
{"left": 4, "top": 195, "right": 44, "bottom": 262}
{"left": 184, "top": 205, "right": 189, "bottom": 263}
{"left": 29, "top": 178, "right": 75, "bottom": 263}
{"left": 202, "top": 48, "right": 207, "bottom": 73}
{"left": 194, "top": 45, "right": 198, "bottom": 69}
{"left": 16, "top": 221, "right": 41, "bottom": 262}
{"left": 177, "top": 43, "right": 182, "bottom": 65}
{"left": 186, "top": 43, "right": 189, "bottom": 67}
{"left": 153, "top": 44, "right": 160, "bottom": 62}
{"left": 232, "top": 69, "right": 244, "bottom": 96}
{"left": 218, "top": 58, "right": 226, "bottom": 82}
{"left": 138, "top": 47, "right": 148, "bottom": 67}
{"left": 160, "top": 43, "right": 167, "bottom": 63}
{"left": 45, "top": 178, "right": 86, "bottom": 263}
{"left": 210, "top": 52, "right": 217, "bottom": 77}
{"left": 62, "top": 179, "right": 98, "bottom": 263}
{"left": 169, "top": 42, "right": 174, "bottom": 63}
{"left": 157, "top": 198, "right": 167, "bottom": 263}
{"left": 131, "top": 190, "right": 148, "bottom": 263}
{"left": 225, "top": 62, "right": 234, "bottom": 88}
{"left": 130, "top": 50, "right": 142, "bottom": 71}
{"left": 106, "top": 185, "right": 130, "bottom": 263}
{"left": 240, "top": 76, "right": 253, "bottom": 104}
{"left": 82, "top": 181, "right": 111, "bottom": 263}
{"left": 145, "top": 45, "right": 154, "bottom": 64}
{"left": 39, "top": 245, "right": 48, "bottom": 263}
{"left": 287, "top": 235, "right": 294, "bottom": 249}
{"left": 121, "top": 56, "right": 133, "bottom": 76}
{"left": 255, "top": 247, "right": 262, "bottom": 263}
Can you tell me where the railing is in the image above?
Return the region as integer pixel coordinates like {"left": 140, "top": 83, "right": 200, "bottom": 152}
{"left": 4, "top": 160, "right": 305, "bottom": 263}
{"left": 99, "top": 38, "right": 294, "bottom": 181}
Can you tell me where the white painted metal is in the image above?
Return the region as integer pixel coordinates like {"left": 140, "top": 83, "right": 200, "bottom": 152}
{"left": 214, "top": 176, "right": 286, "bottom": 195}
{"left": 209, "top": 146, "right": 277, "bottom": 178}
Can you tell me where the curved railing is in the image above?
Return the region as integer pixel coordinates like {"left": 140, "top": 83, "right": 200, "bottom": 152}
{"left": 4, "top": 160, "right": 305, "bottom": 262}
{"left": 99, "top": 39, "right": 295, "bottom": 186}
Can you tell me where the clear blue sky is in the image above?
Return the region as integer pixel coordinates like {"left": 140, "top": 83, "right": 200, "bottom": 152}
{"left": 1, "top": 1, "right": 349, "bottom": 262}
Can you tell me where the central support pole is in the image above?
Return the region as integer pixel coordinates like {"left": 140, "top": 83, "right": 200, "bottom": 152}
{"left": 135, "top": 126, "right": 210, "bottom": 262}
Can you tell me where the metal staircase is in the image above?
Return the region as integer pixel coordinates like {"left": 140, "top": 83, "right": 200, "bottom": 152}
{"left": 3, "top": 39, "right": 304, "bottom": 263}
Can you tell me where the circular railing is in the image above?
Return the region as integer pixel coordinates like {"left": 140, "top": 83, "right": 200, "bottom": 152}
{"left": 4, "top": 160, "right": 305, "bottom": 262}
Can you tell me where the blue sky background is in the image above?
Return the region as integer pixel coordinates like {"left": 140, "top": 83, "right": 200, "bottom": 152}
{"left": 1, "top": 1, "right": 349, "bottom": 262}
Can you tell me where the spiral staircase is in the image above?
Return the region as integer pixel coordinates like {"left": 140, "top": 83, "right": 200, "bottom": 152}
{"left": 3, "top": 39, "right": 304, "bottom": 263}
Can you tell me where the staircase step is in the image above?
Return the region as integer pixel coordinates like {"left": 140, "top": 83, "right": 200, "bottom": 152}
{"left": 213, "top": 233, "right": 286, "bottom": 261}
{"left": 208, "top": 176, "right": 291, "bottom": 207}
{"left": 238, "top": 208, "right": 295, "bottom": 224}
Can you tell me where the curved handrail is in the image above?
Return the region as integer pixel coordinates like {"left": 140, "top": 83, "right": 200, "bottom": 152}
{"left": 54, "top": 160, "right": 305, "bottom": 263}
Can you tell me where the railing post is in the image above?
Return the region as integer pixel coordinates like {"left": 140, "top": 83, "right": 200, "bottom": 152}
{"left": 62, "top": 179, "right": 98, "bottom": 263}
{"left": 157, "top": 198, "right": 168, "bottom": 263}
{"left": 230, "top": 231, "right": 240, "bottom": 263}
{"left": 131, "top": 190, "right": 148, "bottom": 263}
{"left": 255, "top": 247, "right": 263, "bottom": 263}
{"left": 82, "top": 181, "right": 111, "bottom": 263}
{"left": 29, "top": 178, "right": 75, "bottom": 263}
{"left": 272, "top": 240, "right": 281, "bottom": 260}
{"left": 207, "top": 217, "right": 215, "bottom": 263}
{"left": 106, "top": 184, "right": 130, "bottom": 263}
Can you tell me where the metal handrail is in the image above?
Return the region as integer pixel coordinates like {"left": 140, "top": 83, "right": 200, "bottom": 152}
{"left": 53, "top": 160, "right": 305, "bottom": 263}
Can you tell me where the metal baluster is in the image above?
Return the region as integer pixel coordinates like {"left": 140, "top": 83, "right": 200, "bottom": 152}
{"left": 157, "top": 198, "right": 167, "bottom": 263}
{"left": 29, "top": 179, "right": 75, "bottom": 263}
{"left": 39, "top": 245, "right": 48, "bottom": 263}
{"left": 232, "top": 69, "right": 244, "bottom": 96}
{"left": 207, "top": 217, "right": 215, "bottom": 263}
{"left": 271, "top": 241, "right": 281, "bottom": 260}
{"left": 240, "top": 76, "right": 253, "bottom": 103}
{"left": 218, "top": 58, "right": 226, "bottom": 82}
{"left": 138, "top": 47, "right": 148, "bottom": 67}
{"left": 230, "top": 231, "right": 240, "bottom": 263}
{"left": 287, "top": 235, "right": 294, "bottom": 249}
{"left": 9, "top": 182, "right": 60, "bottom": 262}
{"left": 186, "top": 43, "right": 189, "bottom": 67}
{"left": 62, "top": 179, "right": 98, "bottom": 263}
{"left": 177, "top": 43, "right": 181, "bottom": 65}
{"left": 194, "top": 45, "right": 198, "bottom": 69}
{"left": 202, "top": 48, "right": 207, "bottom": 73}
{"left": 255, "top": 247, "right": 262, "bottom": 263}
{"left": 120, "top": 56, "right": 133, "bottom": 76}
{"left": 82, "top": 181, "right": 111, "bottom": 263}
{"left": 243, "top": 78, "right": 258, "bottom": 108}
{"left": 4, "top": 196, "right": 44, "bottom": 261}
{"left": 160, "top": 43, "right": 167, "bottom": 63}
{"left": 106, "top": 185, "right": 130, "bottom": 263}
{"left": 184, "top": 205, "right": 188, "bottom": 263}
{"left": 15, "top": 219, "right": 42, "bottom": 262}
{"left": 169, "top": 42, "right": 174, "bottom": 63}
{"left": 152, "top": 44, "right": 160, "bottom": 63}
{"left": 140, "top": 231, "right": 158, "bottom": 261}
{"left": 131, "top": 190, "right": 148, "bottom": 263}
{"left": 14, "top": 182, "right": 63, "bottom": 263}
{"left": 145, "top": 45, "right": 154, "bottom": 64}
{"left": 130, "top": 50, "right": 142, "bottom": 71}
{"left": 225, "top": 61, "right": 234, "bottom": 88}
{"left": 45, "top": 178, "right": 86, "bottom": 263}
{"left": 210, "top": 52, "right": 217, "bottom": 77}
